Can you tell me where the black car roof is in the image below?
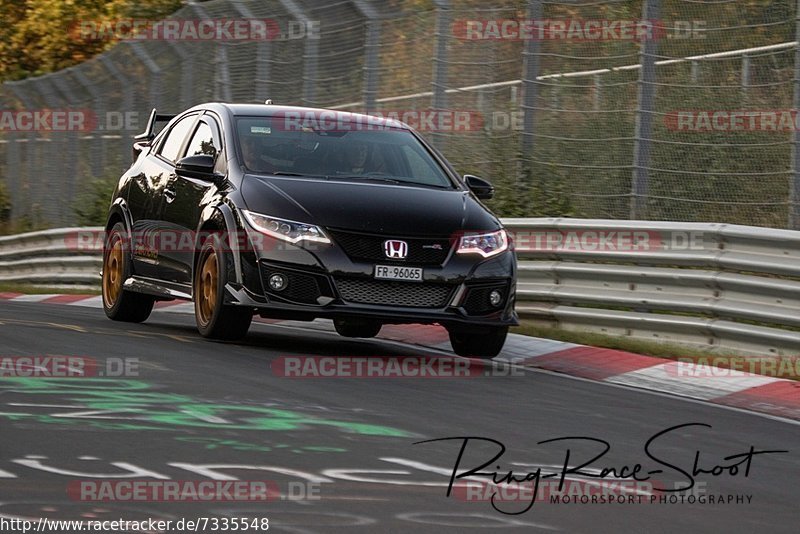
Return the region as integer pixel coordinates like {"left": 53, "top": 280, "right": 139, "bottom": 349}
{"left": 193, "top": 103, "right": 409, "bottom": 131}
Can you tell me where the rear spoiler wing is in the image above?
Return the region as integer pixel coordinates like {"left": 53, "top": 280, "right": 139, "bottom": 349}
{"left": 132, "top": 108, "right": 176, "bottom": 161}
{"left": 134, "top": 108, "right": 176, "bottom": 141}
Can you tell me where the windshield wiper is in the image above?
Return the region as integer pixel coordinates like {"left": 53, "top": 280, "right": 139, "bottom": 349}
{"left": 270, "top": 171, "right": 329, "bottom": 179}
{"left": 346, "top": 174, "right": 452, "bottom": 189}
{"left": 333, "top": 174, "right": 404, "bottom": 185}
{"left": 331, "top": 174, "right": 451, "bottom": 189}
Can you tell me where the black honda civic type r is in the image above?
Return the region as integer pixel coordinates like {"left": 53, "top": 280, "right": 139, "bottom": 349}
{"left": 102, "top": 103, "right": 517, "bottom": 358}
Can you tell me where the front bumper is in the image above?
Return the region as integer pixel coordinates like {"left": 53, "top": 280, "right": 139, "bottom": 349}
{"left": 226, "top": 227, "right": 518, "bottom": 328}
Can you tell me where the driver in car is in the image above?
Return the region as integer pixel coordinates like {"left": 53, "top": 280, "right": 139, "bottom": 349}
{"left": 240, "top": 134, "right": 275, "bottom": 173}
{"left": 343, "top": 141, "right": 369, "bottom": 174}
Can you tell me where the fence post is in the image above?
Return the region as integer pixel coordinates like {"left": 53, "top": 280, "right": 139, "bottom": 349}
{"left": 50, "top": 73, "right": 83, "bottom": 225}
{"left": 353, "top": 1, "right": 382, "bottom": 113}
{"left": 790, "top": 0, "right": 800, "bottom": 229}
{"left": 741, "top": 54, "right": 750, "bottom": 92}
{"left": 72, "top": 68, "right": 106, "bottom": 179}
{"left": 279, "top": 0, "right": 317, "bottom": 106}
{"left": 630, "top": 0, "right": 661, "bottom": 220}
{"left": 4, "top": 85, "right": 29, "bottom": 221}
{"left": 593, "top": 74, "right": 602, "bottom": 111}
{"left": 100, "top": 55, "right": 134, "bottom": 180}
{"left": 303, "top": 23, "right": 319, "bottom": 106}
{"left": 7, "top": 83, "right": 43, "bottom": 222}
{"left": 214, "top": 44, "right": 233, "bottom": 102}
{"left": 164, "top": 41, "right": 194, "bottom": 106}
{"left": 431, "top": 0, "right": 451, "bottom": 149}
{"left": 230, "top": 1, "right": 268, "bottom": 103}
{"left": 363, "top": 22, "right": 381, "bottom": 112}
{"left": 129, "top": 42, "right": 163, "bottom": 109}
{"left": 520, "top": 0, "right": 543, "bottom": 190}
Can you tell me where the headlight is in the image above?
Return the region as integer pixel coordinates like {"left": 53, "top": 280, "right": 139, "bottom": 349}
{"left": 457, "top": 229, "right": 508, "bottom": 258}
{"left": 242, "top": 210, "right": 331, "bottom": 244}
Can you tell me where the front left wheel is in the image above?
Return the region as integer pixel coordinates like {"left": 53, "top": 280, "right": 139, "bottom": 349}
{"left": 102, "top": 222, "right": 155, "bottom": 323}
{"left": 194, "top": 234, "right": 253, "bottom": 340}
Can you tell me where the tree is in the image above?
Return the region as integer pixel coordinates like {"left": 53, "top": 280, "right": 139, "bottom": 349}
{"left": 0, "top": 0, "right": 184, "bottom": 81}
{"left": 73, "top": 175, "right": 118, "bottom": 226}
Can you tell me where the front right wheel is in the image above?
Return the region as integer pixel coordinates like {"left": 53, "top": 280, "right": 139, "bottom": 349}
{"left": 448, "top": 326, "right": 508, "bottom": 359}
{"left": 333, "top": 319, "right": 382, "bottom": 338}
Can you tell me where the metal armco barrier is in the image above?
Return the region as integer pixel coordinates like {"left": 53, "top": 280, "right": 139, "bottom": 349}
{"left": 2, "top": 220, "right": 799, "bottom": 354}
{"left": 505, "top": 218, "right": 800, "bottom": 355}
{"left": 0, "top": 227, "right": 103, "bottom": 287}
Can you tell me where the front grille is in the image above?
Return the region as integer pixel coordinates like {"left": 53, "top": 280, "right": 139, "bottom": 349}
{"left": 260, "top": 265, "right": 324, "bottom": 304}
{"left": 462, "top": 284, "right": 507, "bottom": 315}
{"left": 335, "top": 278, "right": 455, "bottom": 308}
{"left": 329, "top": 230, "right": 452, "bottom": 266}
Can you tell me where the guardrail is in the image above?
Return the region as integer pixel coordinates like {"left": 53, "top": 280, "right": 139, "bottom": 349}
{"left": 2, "top": 221, "right": 799, "bottom": 354}
{"left": 0, "top": 227, "right": 102, "bottom": 287}
{"left": 505, "top": 218, "right": 800, "bottom": 356}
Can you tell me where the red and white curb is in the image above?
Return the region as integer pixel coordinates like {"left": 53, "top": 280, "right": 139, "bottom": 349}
{"left": 2, "top": 292, "right": 798, "bottom": 422}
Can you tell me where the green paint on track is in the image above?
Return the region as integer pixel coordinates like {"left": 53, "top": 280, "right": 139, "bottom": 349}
{"left": 0, "top": 378, "right": 411, "bottom": 437}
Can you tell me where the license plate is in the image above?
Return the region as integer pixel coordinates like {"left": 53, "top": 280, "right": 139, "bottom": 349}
{"left": 374, "top": 265, "right": 423, "bottom": 282}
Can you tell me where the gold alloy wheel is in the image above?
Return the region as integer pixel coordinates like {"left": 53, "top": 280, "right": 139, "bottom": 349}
{"left": 197, "top": 249, "right": 219, "bottom": 326}
{"left": 102, "top": 238, "right": 123, "bottom": 308}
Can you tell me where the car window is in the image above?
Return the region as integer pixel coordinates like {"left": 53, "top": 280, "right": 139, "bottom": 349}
{"left": 399, "top": 144, "right": 447, "bottom": 185}
{"left": 185, "top": 122, "right": 219, "bottom": 159}
{"left": 235, "top": 117, "right": 454, "bottom": 188}
{"left": 158, "top": 115, "right": 196, "bottom": 163}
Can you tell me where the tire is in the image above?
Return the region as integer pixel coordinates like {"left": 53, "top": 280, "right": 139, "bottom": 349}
{"left": 333, "top": 319, "right": 382, "bottom": 339}
{"left": 102, "top": 222, "right": 155, "bottom": 323}
{"left": 448, "top": 326, "right": 508, "bottom": 359}
{"left": 194, "top": 234, "right": 253, "bottom": 340}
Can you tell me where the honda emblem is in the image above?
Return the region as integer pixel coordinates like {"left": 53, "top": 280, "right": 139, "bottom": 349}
{"left": 384, "top": 240, "right": 408, "bottom": 259}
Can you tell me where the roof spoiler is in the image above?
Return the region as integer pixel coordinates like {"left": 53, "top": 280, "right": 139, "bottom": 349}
{"left": 134, "top": 108, "right": 176, "bottom": 142}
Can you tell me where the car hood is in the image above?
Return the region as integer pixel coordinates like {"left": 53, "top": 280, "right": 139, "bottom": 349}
{"left": 241, "top": 175, "right": 501, "bottom": 236}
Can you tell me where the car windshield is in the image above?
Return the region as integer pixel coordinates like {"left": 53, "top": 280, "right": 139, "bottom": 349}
{"left": 235, "top": 116, "right": 454, "bottom": 189}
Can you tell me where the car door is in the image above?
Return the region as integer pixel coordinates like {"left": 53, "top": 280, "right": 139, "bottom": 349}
{"left": 127, "top": 113, "right": 198, "bottom": 279}
{"left": 158, "top": 115, "right": 225, "bottom": 284}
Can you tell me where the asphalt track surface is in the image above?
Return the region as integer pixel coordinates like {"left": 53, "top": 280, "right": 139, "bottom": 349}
{"left": 0, "top": 300, "right": 797, "bottom": 533}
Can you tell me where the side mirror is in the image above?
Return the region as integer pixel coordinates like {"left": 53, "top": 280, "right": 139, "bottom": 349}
{"left": 176, "top": 154, "right": 220, "bottom": 182}
{"left": 464, "top": 175, "right": 494, "bottom": 200}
